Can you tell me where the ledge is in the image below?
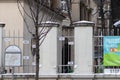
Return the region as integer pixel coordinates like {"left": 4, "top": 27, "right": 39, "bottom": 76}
{"left": 0, "top": 22, "right": 5, "bottom": 27}
{"left": 1, "top": 73, "right": 120, "bottom": 79}
{"left": 39, "top": 21, "right": 60, "bottom": 27}
{"left": 39, "top": 74, "right": 58, "bottom": 79}
{"left": 1, "top": 73, "right": 57, "bottom": 79}
{"left": 72, "top": 20, "right": 95, "bottom": 27}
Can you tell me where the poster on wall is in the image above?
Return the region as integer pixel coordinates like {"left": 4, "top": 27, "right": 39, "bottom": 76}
{"left": 104, "top": 36, "right": 120, "bottom": 66}
{"left": 5, "top": 53, "right": 21, "bottom": 66}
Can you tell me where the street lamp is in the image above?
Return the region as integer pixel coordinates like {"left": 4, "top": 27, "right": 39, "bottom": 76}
{"left": 113, "top": 20, "right": 120, "bottom": 27}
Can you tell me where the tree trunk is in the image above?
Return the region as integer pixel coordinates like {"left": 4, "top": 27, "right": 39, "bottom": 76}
{"left": 35, "top": 0, "right": 40, "bottom": 80}
{"left": 35, "top": 25, "right": 39, "bottom": 80}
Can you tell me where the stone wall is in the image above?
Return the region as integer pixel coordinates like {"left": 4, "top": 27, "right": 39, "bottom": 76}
{"left": 1, "top": 74, "right": 120, "bottom": 80}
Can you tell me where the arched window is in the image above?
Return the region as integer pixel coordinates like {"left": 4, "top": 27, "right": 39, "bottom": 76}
{"left": 5, "top": 45, "right": 21, "bottom": 67}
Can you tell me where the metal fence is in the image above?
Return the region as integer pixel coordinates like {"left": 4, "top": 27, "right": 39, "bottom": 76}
{"left": 93, "top": 27, "right": 120, "bottom": 73}
{"left": 58, "top": 27, "right": 74, "bottom": 73}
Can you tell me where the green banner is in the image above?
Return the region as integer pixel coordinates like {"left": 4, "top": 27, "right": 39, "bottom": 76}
{"left": 104, "top": 36, "right": 120, "bottom": 66}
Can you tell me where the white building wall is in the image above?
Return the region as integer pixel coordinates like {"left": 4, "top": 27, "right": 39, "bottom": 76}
{"left": 0, "top": 0, "right": 23, "bottom": 36}
{"left": 0, "top": 0, "right": 24, "bottom": 72}
{"left": 72, "top": 2, "right": 80, "bottom": 21}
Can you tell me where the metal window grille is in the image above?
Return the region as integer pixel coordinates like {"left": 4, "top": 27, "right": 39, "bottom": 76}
{"left": 58, "top": 27, "right": 74, "bottom": 73}
{"left": 93, "top": 27, "right": 120, "bottom": 73}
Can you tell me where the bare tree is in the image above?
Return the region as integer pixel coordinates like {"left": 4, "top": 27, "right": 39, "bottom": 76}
{"left": 17, "top": 0, "right": 61, "bottom": 80}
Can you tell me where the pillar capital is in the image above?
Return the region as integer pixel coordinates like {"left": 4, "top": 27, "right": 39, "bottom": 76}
{"left": 39, "top": 21, "right": 59, "bottom": 27}
{"left": 73, "top": 20, "right": 95, "bottom": 27}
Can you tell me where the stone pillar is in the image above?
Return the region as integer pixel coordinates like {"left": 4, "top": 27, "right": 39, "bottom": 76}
{"left": 71, "top": 0, "right": 80, "bottom": 21}
{"left": 39, "top": 21, "right": 59, "bottom": 76}
{"left": 0, "top": 22, "right": 5, "bottom": 67}
{"left": 73, "top": 21, "right": 94, "bottom": 74}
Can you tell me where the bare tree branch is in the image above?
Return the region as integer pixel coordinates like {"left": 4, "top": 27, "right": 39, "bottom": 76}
{"left": 27, "top": 0, "right": 36, "bottom": 23}
{"left": 17, "top": 0, "right": 61, "bottom": 80}
{"left": 17, "top": 0, "right": 33, "bottom": 35}
{"left": 39, "top": 16, "right": 58, "bottom": 45}
{"left": 17, "top": 0, "right": 35, "bottom": 22}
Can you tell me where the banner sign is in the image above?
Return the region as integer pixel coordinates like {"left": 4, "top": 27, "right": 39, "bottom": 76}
{"left": 104, "top": 36, "right": 120, "bottom": 66}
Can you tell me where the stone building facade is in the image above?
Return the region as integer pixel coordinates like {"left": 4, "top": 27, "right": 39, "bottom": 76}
{"left": 0, "top": 0, "right": 120, "bottom": 80}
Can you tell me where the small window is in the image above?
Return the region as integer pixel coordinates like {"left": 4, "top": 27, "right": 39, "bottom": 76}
{"left": 61, "top": 0, "right": 68, "bottom": 12}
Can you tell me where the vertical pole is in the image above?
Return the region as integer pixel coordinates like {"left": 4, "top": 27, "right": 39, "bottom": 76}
{"left": 35, "top": 0, "right": 40, "bottom": 80}
{"left": 100, "top": 0, "right": 105, "bottom": 35}
{"left": 0, "top": 23, "right": 5, "bottom": 80}
{"left": 12, "top": 67, "right": 14, "bottom": 80}
{"left": 108, "top": 0, "right": 112, "bottom": 35}
{"left": 99, "top": 0, "right": 105, "bottom": 72}
{"left": 0, "top": 24, "right": 5, "bottom": 65}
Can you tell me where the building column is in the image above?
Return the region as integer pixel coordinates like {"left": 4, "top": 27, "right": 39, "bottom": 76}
{"left": 39, "top": 21, "right": 59, "bottom": 76}
{"left": 73, "top": 20, "right": 94, "bottom": 74}
{"left": 71, "top": 0, "right": 80, "bottom": 21}
{"left": 0, "top": 22, "right": 5, "bottom": 67}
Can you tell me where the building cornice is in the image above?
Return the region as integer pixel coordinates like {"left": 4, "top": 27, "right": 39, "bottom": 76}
{"left": 0, "top": 22, "right": 5, "bottom": 27}
{"left": 39, "top": 21, "right": 60, "bottom": 27}
{"left": 72, "top": 20, "right": 95, "bottom": 27}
